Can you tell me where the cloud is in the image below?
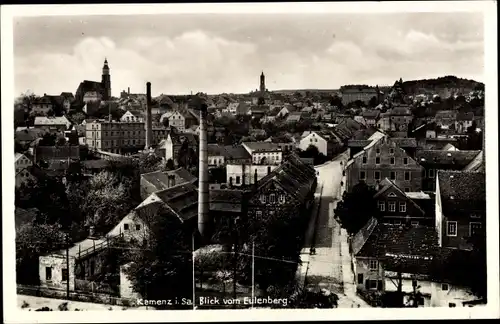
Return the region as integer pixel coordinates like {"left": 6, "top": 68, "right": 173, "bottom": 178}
{"left": 14, "top": 14, "right": 484, "bottom": 95}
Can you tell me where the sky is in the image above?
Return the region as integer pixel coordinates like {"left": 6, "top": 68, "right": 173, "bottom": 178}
{"left": 13, "top": 12, "right": 484, "bottom": 96}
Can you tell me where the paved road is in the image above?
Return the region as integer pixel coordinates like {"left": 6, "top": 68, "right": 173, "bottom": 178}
{"left": 299, "top": 150, "right": 370, "bottom": 308}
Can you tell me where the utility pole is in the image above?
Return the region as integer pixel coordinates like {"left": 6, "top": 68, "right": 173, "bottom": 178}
{"left": 66, "top": 232, "right": 70, "bottom": 299}
{"left": 251, "top": 241, "right": 255, "bottom": 309}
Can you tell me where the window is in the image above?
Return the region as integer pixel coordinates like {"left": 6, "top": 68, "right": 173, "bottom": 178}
{"left": 90, "top": 261, "right": 95, "bottom": 275}
{"left": 404, "top": 187, "right": 410, "bottom": 192}
{"left": 390, "top": 171, "right": 396, "bottom": 180}
{"left": 374, "top": 171, "right": 381, "bottom": 180}
{"left": 124, "top": 223, "right": 130, "bottom": 231}
{"left": 362, "top": 156, "right": 367, "bottom": 164}
{"left": 376, "top": 148, "right": 380, "bottom": 154}
{"left": 369, "top": 260, "right": 378, "bottom": 270}
{"left": 403, "top": 158, "right": 408, "bottom": 165}
{"left": 390, "top": 157, "right": 395, "bottom": 165}
{"left": 62, "top": 268, "right": 68, "bottom": 281}
{"left": 357, "top": 273, "right": 364, "bottom": 285}
{"left": 411, "top": 221, "right": 420, "bottom": 226}
{"left": 404, "top": 171, "right": 411, "bottom": 181}
{"left": 378, "top": 201, "right": 385, "bottom": 211}
{"left": 449, "top": 303, "right": 456, "bottom": 308}
{"left": 269, "top": 194, "right": 276, "bottom": 203}
{"left": 279, "top": 194, "right": 285, "bottom": 203}
{"left": 359, "top": 171, "right": 366, "bottom": 180}
{"left": 390, "top": 148, "right": 394, "bottom": 154}
{"left": 45, "top": 267, "right": 52, "bottom": 281}
{"left": 368, "top": 280, "right": 378, "bottom": 289}
{"left": 428, "top": 169, "right": 435, "bottom": 178}
{"left": 469, "top": 222, "right": 482, "bottom": 236}
{"left": 236, "top": 176, "right": 241, "bottom": 184}
{"left": 259, "top": 195, "right": 266, "bottom": 203}
{"left": 136, "top": 224, "right": 141, "bottom": 231}
{"left": 375, "top": 157, "right": 380, "bottom": 164}
{"left": 256, "top": 210, "right": 262, "bottom": 217}
{"left": 447, "top": 221, "right": 457, "bottom": 236}
{"left": 399, "top": 202, "right": 407, "bottom": 213}
{"left": 470, "top": 213, "right": 481, "bottom": 219}
{"left": 389, "top": 202, "right": 396, "bottom": 212}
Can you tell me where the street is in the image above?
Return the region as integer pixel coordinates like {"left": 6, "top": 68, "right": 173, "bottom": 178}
{"left": 300, "top": 150, "right": 370, "bottom": 308}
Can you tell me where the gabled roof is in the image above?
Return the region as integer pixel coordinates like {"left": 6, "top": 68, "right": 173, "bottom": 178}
{"left": 391, "top": 137, "right": 417, "bottom": 148}
{"left": 242, "top": 142, "right": 282, "bottom": 153}
{"left": 223, "top": 145, "right": 252, "bottom": 160}
{"left": 34, "top": 116, "right": 71, "bottom": 126}
{"left": 373, "top": 178, "right": 425, "bottom": 215}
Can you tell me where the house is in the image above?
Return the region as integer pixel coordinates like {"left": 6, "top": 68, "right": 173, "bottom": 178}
{"left": 227, "top": 102, "right": 249, "bottom": 116}
{"left": 286, "top": 112, "right": 302, "bottom": 123}
{"left": 31, "top": 96, "right": 54, "bottom": 115}
{"left": 435, "top": 170, "right": 485, "bottom": 250}
{"left": 207, "top": 144, "right": 227, "bottom": 167}
{"left": 277, "top": 105, "right": 296, "bottom": 118}
{"left": 389, "top": 106, "right": 413, "bottom": 132}
{"left": 415, "top": 150, "right": 481, "bottom": 191}
{"left": 345, "top": 136, "right": 423, "bottom": 193}
{"left": 15, "top": 153, "right": 34, "bottom": 188}
{"left": 374, "top": 178, "right": 434, "bottom": 226}
{"left": 120, "top": 110, "right": 144, "bottom": 122}
{"left": 164, "top": 130, "right": 198, "bottom": 166}
{"left": 167, "top": 109, "right": 199, "bottom": 132}
{"left": 332, "top": 118, "right": 363, "bottom": 144}
{"left": 247, "top": 153, "right": 317, "bottom": 223}
{"left": 298, "top": 130, "right": 343, "bottom": 157}
{"left": 34, "top": 116, "right": 72, "bottom": 132}
{"left": 435, "top": 111, "right": 458, "bottom": 128}
{"left": 249, "top": 105, "right": 268, "bottom": 120}
{"left": 264, "top": 135, "right": 297, "bottom": 153}
{"left": 361, "top": 110, "right": 380, "bottom": 126}
{"left": 242, "top": 142, "right": 283, "bottom": 165}
{"left": 140, "top": 168, "right": 197, "bottom": 200}
{"left": 454, "top": 112, "right": 474, "bottom": 133}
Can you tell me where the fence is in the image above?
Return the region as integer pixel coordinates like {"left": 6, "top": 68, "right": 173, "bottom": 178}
{"left": 75, "top": 279, "right": 119, "bottom": 296}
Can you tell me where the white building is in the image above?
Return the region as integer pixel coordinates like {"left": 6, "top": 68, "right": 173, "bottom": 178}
{"left": 83, "top": 91, "right": 101, "bottom": 103}
{"left": 241, "top": 142, "right": 282, "bottom": 165}
{"left": 15, "top": 153, "right": 34, "bottom": 187}
{"left": 120, "top": 110, "right": 144, "bottom": 122}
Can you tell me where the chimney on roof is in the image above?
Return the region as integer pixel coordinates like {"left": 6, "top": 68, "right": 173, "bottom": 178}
{"left": 145, "top": 82, "right": 153, "bottom": 149}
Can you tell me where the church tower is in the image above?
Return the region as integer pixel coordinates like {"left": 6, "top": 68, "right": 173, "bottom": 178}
{"left": 260, "top": 71, "right": 266, "bottom": 95}
{"left": 101, "top": 58, "right": 111, "bottom": 100}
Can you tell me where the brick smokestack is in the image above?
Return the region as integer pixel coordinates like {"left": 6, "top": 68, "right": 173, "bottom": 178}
{"left": 145, "top": 82, "right": 153, "bottom": 149}
{"left": 197, "top": 98, "right": 210, "bottom": 241}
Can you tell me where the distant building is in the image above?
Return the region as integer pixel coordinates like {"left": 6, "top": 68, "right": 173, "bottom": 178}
{"left": 340, "top": 87, "right": 378, "bottom": 105}
{"left": 242, "top": 142, "right": 283, "bottom": 165}
{"left": 34, "top": 116, "right": 72, "bottom": 132}
{"left": 298, "top": 130, "right": 343, "bottom": 157}
{"left": 31, "top": 96, "right": 54, "bottom": 115}
{"left": 75, "top": 58, "right": 112, "bottom": 103}
{"left": 120, "top": 110, "right": 144, "bottom": 123}
{"left": 454, "top": 112, "right": 474, "bottom": 133}
{"left": 140, "top": 167, "right": 197, "bottom": 200}
{"left": 167, "top": 110, "right": 199, "bottom": 132}
{"left": 15, "top": 153, "right": 34, "bottom": 187}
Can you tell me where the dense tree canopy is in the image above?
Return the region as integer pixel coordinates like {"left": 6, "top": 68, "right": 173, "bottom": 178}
{"left": 334, "top": 181, "right": 378, "bottom": 235}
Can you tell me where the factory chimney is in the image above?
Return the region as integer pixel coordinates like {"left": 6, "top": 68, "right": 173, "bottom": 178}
{"left": 197, "top": 97, "right": 210, "bottom": 241}
{"left": 128, "top": 87, "right": 130, "bottom": 96}
{"left": 145, "top": 82, "right": 153, "bottom": 149}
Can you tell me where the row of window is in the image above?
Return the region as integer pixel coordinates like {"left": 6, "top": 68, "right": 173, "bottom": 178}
{"left": 446, "top": 221, "right": 481, "bottom": 237}
{"left": 17, "top": 159, "right": 30, "bottom": 165}
{"left": 45, "top": 267, "right": 68, "bottom": 281}
{"left": 378, "top": 201, "right": 406, "bottom": 212}
{"left": 363, "top": 156, "right": 409, "bottom": 165}
{"left": 359, "top": 170, "right": 412, "bottom": 181}
{"left": 124, "top": 223, "right": 141, "bottom": 231}
{"left": 259, "top": 193, "right": 286, "bottom": 204}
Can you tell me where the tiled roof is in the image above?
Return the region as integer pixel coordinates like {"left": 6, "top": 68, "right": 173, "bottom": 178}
{"left": 153, "top": 183, "right": 199, "bottom": 222}
{"left": 209, "top": 189, "right": 243, "bottom": 213}
{"left": 437, "top": 170, "right": 486, "bottom": 202}
{"left": 243, "top": 142, "right": 282, "bottom": 152}
{"left": 223, "top": 145, "right": 252, "bottom": 160}
{"left": 391, "top": 137, "right": 417, "bottom": 148}
{"left": 456, "top": 112, "right": 474, "bottom": 121}
{"left": 207, "top": 144, "right": 227, "bottom": 156}
{"left": 362, "top": 110, "right": 380, "bottom": 119}
{"left": 356, "top": 222, "right": 439, "bottom": 274}
{"left": 34, "top": 116, "right": 71, "bottom": 126}
{"left": 348, "top": 139, "right": 372, "bottom": 148}
{"left": 35, "top": 145, "right": 80, "bottom": 161}
{"left": 416, "top": 150, "right": 480, "bottom": 168}
{"left": 141, "top": 168, "right": 197, "bottom": 192}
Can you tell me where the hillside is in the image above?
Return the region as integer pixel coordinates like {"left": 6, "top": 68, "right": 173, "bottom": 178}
{"left": 402, "top": 75, "right": 484, "bottom": 95}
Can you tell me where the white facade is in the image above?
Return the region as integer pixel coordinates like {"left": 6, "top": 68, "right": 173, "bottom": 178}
{"left": 83, "top": 91, "right": 101, "bottom": 103}
{"left": 164, "top": 135, "right": 174, "bottom": 161}
{"left": 299, "top": 132, "right": 328, "bottom": 155}
{"left": 15, "top": 153, "right": 34, "bottom": 188}
{"left": 120, "top": 111, "right": 144, "bottom": 122}
{"left": 168, "top": 111, "right": 186, "bottom": 132}
{"left": 208, "top": 154, "right": 225, "bottom": 167}
{"left": 226, "top": 164, "right": 278, "bottom": 186}
{"left": 429, "top": 282, "right": 479, "bottom": 307}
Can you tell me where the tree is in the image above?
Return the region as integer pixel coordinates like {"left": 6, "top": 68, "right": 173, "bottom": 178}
{"left": 135, "top": 152, "right": 163, "bottom": 174}
{"left": 124, "top": 205, "right": 193, "bottom": 309}
{"left": 68, "top": 112, "right": 86, "bottom": 125}
{"left": 334, "top": 181, "right": 378, "bottom": 235}
{"left": 368, "top": 96, "right": 378, "bottom": 108}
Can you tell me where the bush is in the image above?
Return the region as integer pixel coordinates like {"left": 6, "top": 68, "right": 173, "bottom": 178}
{"left": 356, "top": 288, "right": 384, "bottom": 307}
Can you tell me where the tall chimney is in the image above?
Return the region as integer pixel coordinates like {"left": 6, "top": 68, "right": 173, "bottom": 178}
{"left": 145, "top": 82, "right": 153, "bottom": 149}
{"left": 198, "top": 99, "right": 210, "bottom": 241}
{"left": 128, "top": 87, "right": 130, "bottom": 96}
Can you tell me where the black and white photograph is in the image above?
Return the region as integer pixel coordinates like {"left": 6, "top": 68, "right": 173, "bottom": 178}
{"left": 2, "top": 1, "right": 498, "bottom": 322}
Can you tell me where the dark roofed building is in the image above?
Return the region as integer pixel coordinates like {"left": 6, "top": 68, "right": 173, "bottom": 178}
{"left": 140, "top": 167, "right": 197, "bottom": 200}
{"left": 223, "top": 144, "right": 252, "bottom": 163}
{"left": 34, "top": 145, "right": 80, "bottom": 163}
{"left": 436, "top": 170, "right": 485, "bottom": 250}
{"left": 416, "top": 150, "right": 481, "bottom": 191}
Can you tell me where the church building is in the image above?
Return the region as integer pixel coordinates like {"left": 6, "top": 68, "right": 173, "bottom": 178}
{"left": 75, "top": 58, "right": 112, "bottom": 103}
